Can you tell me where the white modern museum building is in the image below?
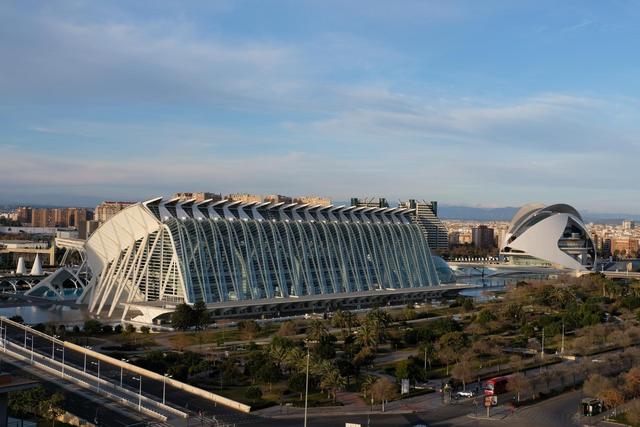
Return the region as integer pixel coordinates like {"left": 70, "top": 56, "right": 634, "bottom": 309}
{"left": 28, "top": 197, "right": 461, "bottom": 326}
{"left": 500, "top": 203, "right": 596, "bottom": 271}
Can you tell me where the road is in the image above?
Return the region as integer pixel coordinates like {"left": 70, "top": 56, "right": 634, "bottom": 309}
{"left": 1, "top": 320, "right": 267, "bottom": 425}
{"left": 0, "top": 356, "right": 154, "bottom": 427}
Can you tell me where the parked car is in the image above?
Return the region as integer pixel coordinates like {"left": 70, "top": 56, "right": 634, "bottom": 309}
{"left": 454, "top": 390, "right": 474, "bottom": 399}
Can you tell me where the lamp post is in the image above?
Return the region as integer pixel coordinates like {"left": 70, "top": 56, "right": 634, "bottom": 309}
{"left": 55, "top": 346, "right": 65, "bottom": 377}
{"left": 25, "top": 334, "right": 33, "bottom": 362}
{"left": 163, "top": 373, "right": 172, "bottom": 405}
{"left": 83, "top": 346, "right": 92, "bottom": 372}
{"left": 0, "top": 325, "right": 6, "bottom": 350}
{"left": 120, "top": 358, "right": 129, "bottom": 388}
{"left": 303, "top": 339, "right": 317, "bottom": 427}
{"left": 91, "top": 360, "right": 101, "bottom": 393}
{"left": 132, "top": 376, "right": 142, "bottom": 411}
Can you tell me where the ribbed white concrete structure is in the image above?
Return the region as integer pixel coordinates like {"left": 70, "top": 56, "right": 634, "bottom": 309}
{"left": 500, "top": 203, "right": 595, "bottom": 271}
{"left": 76, "top": 197, "right": 450, "bottom": 323}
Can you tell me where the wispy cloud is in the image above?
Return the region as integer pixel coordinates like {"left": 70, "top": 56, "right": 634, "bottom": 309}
{"left": 562, "top": 19, "right": 597, "bottom": 32}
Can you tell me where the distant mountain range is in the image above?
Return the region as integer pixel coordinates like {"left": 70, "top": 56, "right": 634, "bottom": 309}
{"left": 438, "top": 205, "right": 640, "bottom": 224}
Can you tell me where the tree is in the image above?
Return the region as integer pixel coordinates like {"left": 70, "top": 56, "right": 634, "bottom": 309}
{"left": 626, "top": 400, "right": 640, "bottom": 425}
{"left": 193, "top": 301, "right": 211, "bottom": 330}
{"left": 288, "top": 372, "right": 309, "bottom": 400}
{"left": 599, "top": 388, "right": 624, "bottom": 411}
{"left": 332, "top": 309, "right": 358, "bottom": 337}
{"left": 315, "top": 334, "right": 337, "bottom": 359}
{"left": 307, "top": 319, "right": 329, "bottom": 341}
{"left": 245, "top": 386, "right": 262, "bottom": 401}
{"left": 436, "top": 332, "right": 466, "bottom": 375}
{"left": 284, "top": 346, "right": 306, "bottom": 374}
{"left": 320, "top": 368, "right": 346, "bottom": 402}
{"left": 624, "top": 366, "right": 640, "bottom": 398}
{"left": 370, "top": 378, "right": 398, "bottom": 412}
{"left": 356, "top": 322, "right": 378, "bottom": 350}
{"left": 9, "top": 315, "right": 24, "bottom": 324}
{"left": 220, "top": 357, "right": 240, "bottom": 387}
{"left": 583, "top": 374, "right": 614, "bottom": 398}
{"left": 360, "top": 375, "right": 377, "bottom": 400}
{"left": 9, "top": 386, "right": 65, "bottom": 420}
{"left": 420, "top": 341, "right": 437, "bottom": 372}
{"left": 171, "top": 303, "right": 194, "bottom": 331}
{"left": 277, "top": 321, "right": 297, "bottom": 336}
{"left": 451, "top": 352, "right": 475, "bottom": 390}
{"left": 238, "top": 320, "right": 261, "bottom": 340}
{"left": 507, "top": 373, "right": 532, "bottom": 403}
{"left": 83, "top": 319, "right": 103, "bottom": 335}
{"left": 476, "top": 309, "right": 497, "bottom": 325}
{"left": 140, "top": 326, "right": 150, "bottom": 334}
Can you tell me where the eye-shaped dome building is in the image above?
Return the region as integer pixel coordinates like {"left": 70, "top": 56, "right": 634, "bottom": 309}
{"left": 500, "top": 203, "right": 596, "bottom": 271}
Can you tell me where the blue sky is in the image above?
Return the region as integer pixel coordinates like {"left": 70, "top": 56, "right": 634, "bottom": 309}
{"left": 2, "top": 1, "right": 640, "bottom": 212}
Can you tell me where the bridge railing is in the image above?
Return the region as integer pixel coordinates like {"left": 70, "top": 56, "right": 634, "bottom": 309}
{"left": 0, "top": 317, "right": 252, "bottom": 414}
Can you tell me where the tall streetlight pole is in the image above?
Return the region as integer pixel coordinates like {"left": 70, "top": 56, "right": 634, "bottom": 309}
{"left": 25, "top": 334, "right": 33, "bottom": 362}
{"left": 303, "top": 345, "right": 310, "bottom": 427}
{"left": 91, "top": 360, "right": 101, "bottom": 393}
{"left": 132, "top": 376, "right": 142, "bottom": 411}
{"left": 303, "top": 339, "right": 317, "bottom": 427}
{"left": 83, "top": 346, "right": 92, "bottom": 372}
{"left": 56, "top": 346, "right": 65, "bottom": 378}
{"left": 163, "top": 373, "right": 172, "bottom": 405}
{"left": 560, "top": 322, "right": 565, "bottom": 355}
{"left": 120, "top": 359, "right": 129, "bottom": 388}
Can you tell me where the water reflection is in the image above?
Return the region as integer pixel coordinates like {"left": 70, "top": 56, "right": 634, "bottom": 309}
{"left": 0, "top": 304, "right": 90, "bottom": 325}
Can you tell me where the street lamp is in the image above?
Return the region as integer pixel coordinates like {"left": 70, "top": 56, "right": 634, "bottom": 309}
{"left": 0, "top": 325, "right": 6, "bottom": 350}
{"left": 303, "top": 339, "right": 317, "bottom": 427}
{"left": 25, "top": 334, "right": 33, "bottom": 362}
{"left": 55, "top": 345, "right": 65, "bottom": 378}
{"left": 91, "top": 360, "right": 101, "bottom": 393}
{"left": 163, "top": 373, "right": 172, "bottom": 405}
{"left": 132, "top": 376, "right": 142, "bottom": 411}
{"left": 120, "top": 358, "right": 129, "bottom": 388}
{"left": 83, "top": 346, "right": 92, "bottom": 372}
{"left": 51, "top": 335, "right": 60, "bottom": 359}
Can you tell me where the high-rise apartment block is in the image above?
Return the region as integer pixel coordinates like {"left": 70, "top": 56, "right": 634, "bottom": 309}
{"left": 472, "top": 225, "right": 495, "bottom": 249}
{"left": 623, "top": 220, "right": 635, "bottom": 230}
{"left": 293, "top": 195, "right": 332, "bottom": 206}
{"left": 173, "top": 192, "right": 222, "bottom": 203}
{"left": 264, "top": 194, "right": 293, "bottom": 204}
{"left": 226, "top": 193, "right": 263, "bottom": 204}
{"left": 95, "top": 201, "right": 136, "bottom": 223}
{"left": 400, "top": 200, "right": 449, "bottom": 251}
{"left": 351, "top": 197, "right": 388, "bottom": 208}
{"left": 31, "top": 208, "right": 89, "bottom": 228}
{"left": 350, "top": 198, "right": 448, "bottom": 250}
{"left": 15, "top": 206, "right": 32, "bottom": 225}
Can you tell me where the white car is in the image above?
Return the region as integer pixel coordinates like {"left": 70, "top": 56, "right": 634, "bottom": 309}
{"left": 455, "top": 390, "right": 474, "bottom": 399}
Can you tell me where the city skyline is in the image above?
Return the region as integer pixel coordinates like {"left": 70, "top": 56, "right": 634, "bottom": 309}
{"left": 3, "top": 1, "right": 640, "bottom": 211}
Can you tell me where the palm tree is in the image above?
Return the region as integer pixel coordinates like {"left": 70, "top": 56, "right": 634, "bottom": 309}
{"left": 267, "top": 336, "right": 293, "bottom": 370}
{"left": 307, "top": 319, "right": 329, "bottom": 341}
{"left": 360, "top": 375, "right": 377, "bottom": 400}
{"left": 356, "top": 322, "right": 378, "bottom": 349}
{"left": 320, "top": 368, "right": 347, "bottom": 402}
{"left": 284, "top": 346, "right": 305, "bottom": 374}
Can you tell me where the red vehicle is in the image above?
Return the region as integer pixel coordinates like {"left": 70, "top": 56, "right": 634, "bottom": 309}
{"left": 483, "top": 376, "right": 509, "bottom": 396}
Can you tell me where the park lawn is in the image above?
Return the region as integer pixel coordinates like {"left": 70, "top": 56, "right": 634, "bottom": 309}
{"left": 167, "top": 324, "right": 280, "bottom": 347}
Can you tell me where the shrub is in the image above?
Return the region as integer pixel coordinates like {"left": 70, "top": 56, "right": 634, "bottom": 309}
{"left": 245, "top": 386, "right": 263, "bottom": 400}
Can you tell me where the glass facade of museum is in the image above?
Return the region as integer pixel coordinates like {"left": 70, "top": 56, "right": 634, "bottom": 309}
{"left": 84, "top": 199, "right": 448, "bottom": 320}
